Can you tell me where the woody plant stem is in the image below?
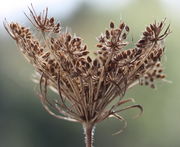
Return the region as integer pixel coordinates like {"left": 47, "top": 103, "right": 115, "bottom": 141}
{"left": 83, "top": 123, "right": 95, "bottom": 147}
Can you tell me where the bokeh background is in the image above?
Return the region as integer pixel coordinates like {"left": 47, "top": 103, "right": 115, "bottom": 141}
{"left": 0, "top": 0, "right": 180, "bottom": 147}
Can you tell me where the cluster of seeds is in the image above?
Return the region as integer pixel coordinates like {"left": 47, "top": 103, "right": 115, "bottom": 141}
{"left": 4, "top": 6, "right": 170, "bottom": 132}
{"left": 25, "top": 4, "right": 60, "bottom": 33}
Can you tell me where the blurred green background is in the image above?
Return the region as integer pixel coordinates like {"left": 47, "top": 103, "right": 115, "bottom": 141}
{"left": 0, "top": 0, "right": 180, "bottom": 147}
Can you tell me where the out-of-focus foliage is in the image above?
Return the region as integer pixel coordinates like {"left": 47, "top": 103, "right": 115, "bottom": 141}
{"left": 0, "top": 0, "right": 180, "bottom": 147}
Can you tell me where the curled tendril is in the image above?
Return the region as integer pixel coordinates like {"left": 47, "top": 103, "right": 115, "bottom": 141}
{"left": 109, "top": 113, "right": 127, "bottom": 135}
{"left": 39, "top": 73, "right": 78, "bottom": 122}
{"left": 96, "top": 98, "right": 143, "bottom": 135}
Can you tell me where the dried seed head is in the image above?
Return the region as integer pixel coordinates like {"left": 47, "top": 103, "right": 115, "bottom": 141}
{"left": 24, "top": 4, "right": 61, "bottom": 33}
{"left": 4, "top": 6, "right": 170, "bottom": 138}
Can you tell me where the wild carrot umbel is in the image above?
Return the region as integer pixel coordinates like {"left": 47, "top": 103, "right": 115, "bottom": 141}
{"left": 4, "top": 5, "right": 170, "bottom": 147}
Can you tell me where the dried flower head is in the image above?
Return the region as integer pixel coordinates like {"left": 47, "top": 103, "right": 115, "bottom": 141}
{"left": 4, "top": 6, "right": 170, "bottom": 147}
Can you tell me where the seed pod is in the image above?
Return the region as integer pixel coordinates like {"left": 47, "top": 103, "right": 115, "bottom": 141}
{"left": 150, "top": 52, "right": 154, "bottom": 59}
{"left": 51, "top": 37, "right": 54, "bottom": 44}
{"left": 150, "top": 24, "right": 154, "bottom": 31}
{"left": 125, "top": 25, "right": 130, "bottom": 32}
{"left": 82, "top": 51, "right": 89, "bottom": 56}
{"left": 97, "top": 44, "right": 103, "bottom": 48}
{"left": 66, "top": 34, "right": 71, "bottom": 42}
{"left": 122, "top": 51, "right": 127, "bottom": 58}
{"left": 136, "top": 43, "right": 143, "bottom": 48}
{"left": 50, "top": 67, "right": 55, "bottom": 73}
{"left": 127, "top": 50, "right": 131, "bottom": 56}
{"left": 122, "top": 33, "right": 127, "bottom": 39}
{"left": 146, "top": 26, "right": 152, "bottom": 33}
{"left": 156, "top": 63, "right": 160, "bottom": 67}
{"left": 50, "top": 17, "right": 54, "bottom": 23}
{"left": 117, "top": 54, "right": 123, "bottom": 60}
{"left": 10, "top": 23, "right": 16, "bottom": 29}
{"left": 105, "top": 30, "right": 110, "bottom": 39}
{"left": 37, "top": 15, "right": 41, "bottom": 21}
{"left": 159, "top": 22, "right": 163, "bottom": 28}
{"left": 87, "top": 56, "right": 92, "bottom": 63}
{"left": 93, "top": 59, "right": 99, "bottom": 67}
{"left": 83, "top": 45, "right": 87, "bottom": 50}
{"left": 110, "top": 22, "right": 114, "bottom": 29}
{"left": 138, "top": 39, "right": 146, "bottom": 44}
{"left": 85, "top": 62, "right": 90, "bottom": 69}
{"left": 102, "top": 47, "right": 107, "bottom": 51}
{"left": 158, "top": 69, "right": 163, "bottom": 73}
{"left": 156, "top": 74, "right": 161, "bottom": 78}
{"left": 143, "top": 31, "right": 150, "bottom": 36}
{"left": 144, "top": 59, "right": 148, "bottom": 64}
{"left": 119, "top": 22, "right": 125, "bottom": 30}
{"left": 139, "top": 64, "right": 145, "bottom": 70}
{"left": 97, "top": 50, "right": 102, "bottom": 54}
{"left": 161, "top": 75, "right": 165, "bottom": 79}
{"left": 56, "top": 23, "right": 60, "bottom": 28}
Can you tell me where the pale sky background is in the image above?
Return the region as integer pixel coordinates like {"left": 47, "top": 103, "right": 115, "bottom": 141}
{"left": 0, "top": 0, "right": 179, "bottom": 26}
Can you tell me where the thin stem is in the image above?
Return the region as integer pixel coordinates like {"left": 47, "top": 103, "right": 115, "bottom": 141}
{"left": 83, "top": 123, "right": 95, "bottom": 147}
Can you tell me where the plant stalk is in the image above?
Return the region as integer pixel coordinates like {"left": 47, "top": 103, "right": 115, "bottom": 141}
{"left": 83, "top": 123, "right": 95, "bottom": 147}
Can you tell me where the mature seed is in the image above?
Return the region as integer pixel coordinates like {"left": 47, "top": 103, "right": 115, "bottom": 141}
{"left": 105, "top": 30, "right": 110, "bottom": 39}
{"left": 87, "top": 56, "right": 92, "bottom": 63}
{"left": 50, "top": 17, "right": 54, "bottom": 23}
{"left": 83, "top": 45, "right": 87, "bottom": 50}
{"left": 93, "top": 59, "right": 98, "bottom": 67}
{"left": 138, "top": 39, "right": 146, "bottom": 44}
{"left": 119, "top": 22, "right": 125, "bottom": 29}
{"left": 122, "top": 33, "right": 127, "bottom": 39}
{"left": 127, "top": 50, "right": 131, "bottom": 55}
{"left": 143, "top": 31, "right": 150, "bottom": 36}
{"left": 158, "top": 69, "right": 163, "bottom": 73}
{"left": 56, "top": 23, "right": 60, "bottom": 27}
{"left": 82, "top": 51, "right": 89, "bottom": 56}
{"left": 122, "top": 51, "right": 127, "bottom": 58}
{"left": 66, "top": 35, "right": 71, "bottom": 42}
{"left": 110, "top": 22, "right": 115, "bottom": 28}
{"left": 97, "top": 44, "right": 103, "bottom": 48}
{"left": 125, "top": 25, "right": 130, "bottom": 32}
{"left": 159, "top": 22, "right": 163, "bottom": 28}
{"left": 150, "top": 24, "right": 154, "bottom": 31}
{"left": 146, "top": 26, "right": 152, "bottom": 32}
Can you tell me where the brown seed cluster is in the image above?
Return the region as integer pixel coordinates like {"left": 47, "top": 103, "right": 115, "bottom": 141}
{"left": 4, "top": 6, "right": 170, "bottom": 130}
{"left": 25, "top": 4, "right": 60, "bottom": 33}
